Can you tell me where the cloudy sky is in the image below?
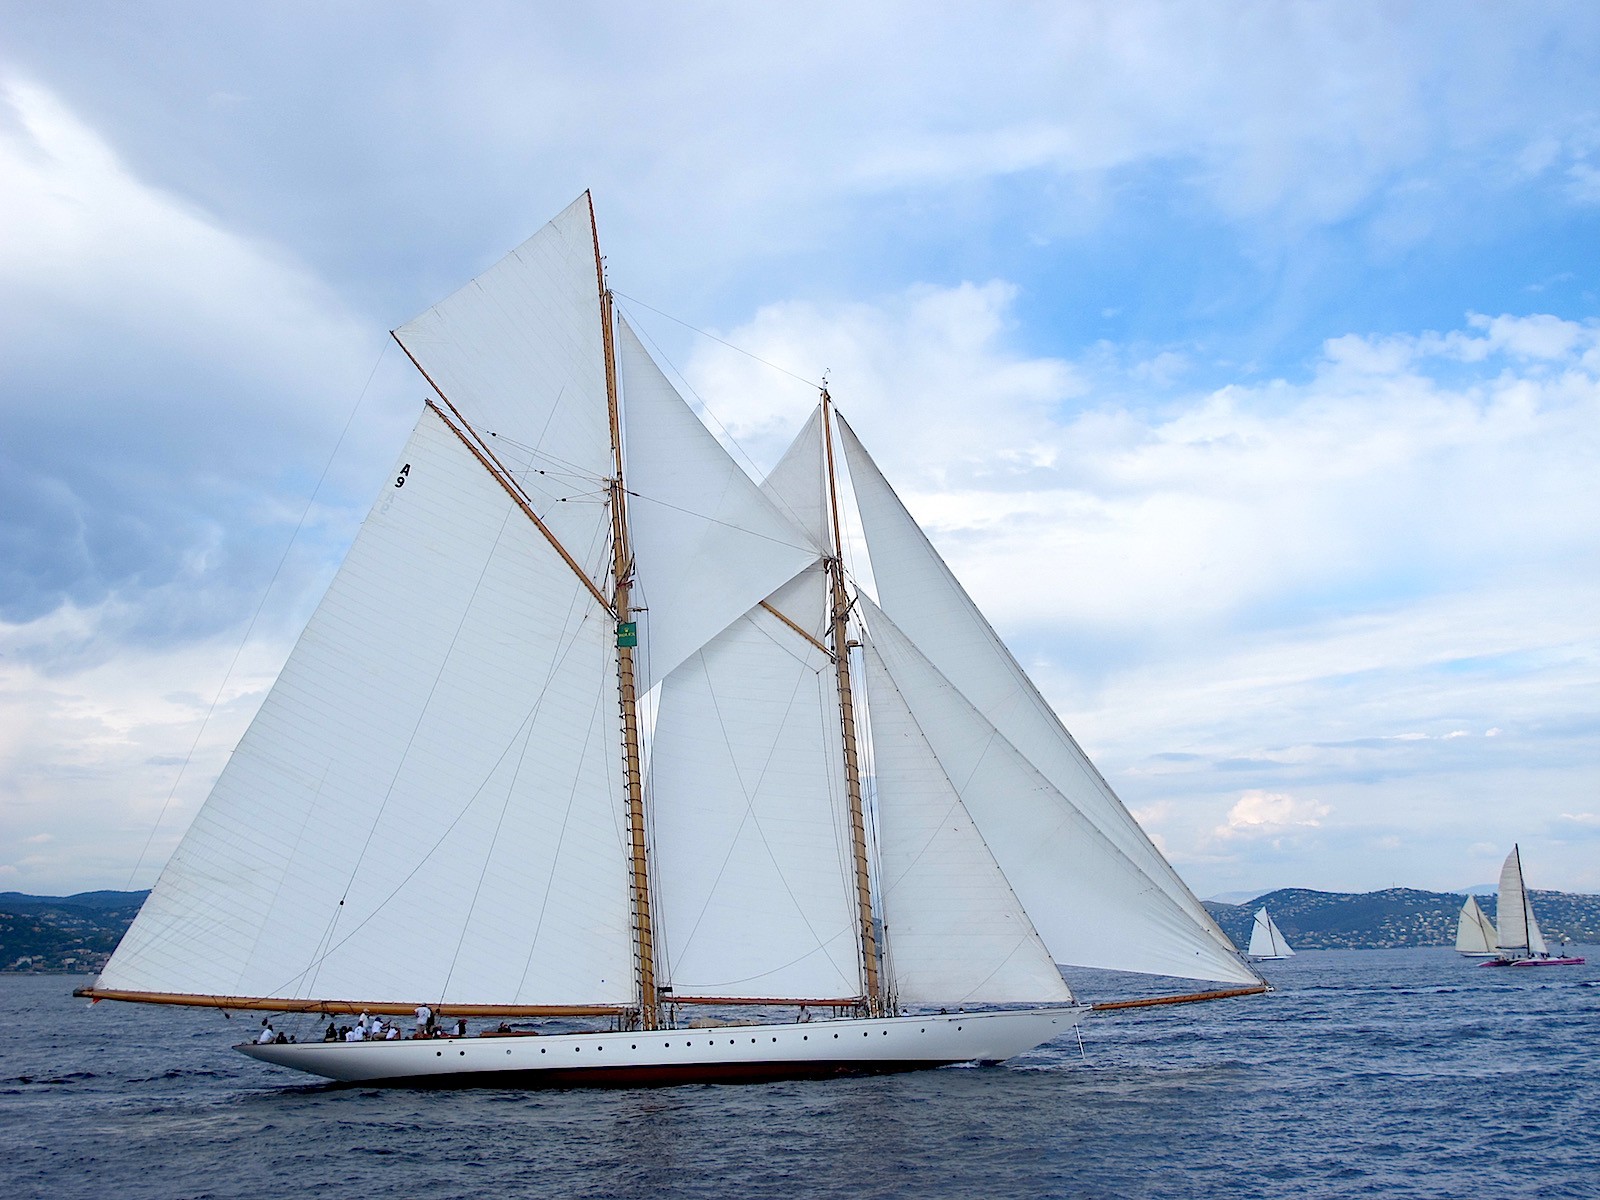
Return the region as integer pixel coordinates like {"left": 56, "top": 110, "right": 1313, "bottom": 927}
{"left": 2, "top": 2, "right": 1597, "bottom": 900}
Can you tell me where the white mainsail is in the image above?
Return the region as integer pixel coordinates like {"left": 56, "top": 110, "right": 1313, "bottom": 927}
{"left": 1455, "top": 895, "right": 1497, "bottom": 956}
{"left": 1495, "top": 845, "right": 1549, "bottom": 957}
{"left": 100, "top": 407, "right": 636, "bottom": 1006}
{"left": 838, "top": 421, "right": 1255, "bottom": 986}
{"left": 648, "top": 568, "right": 861, "bottom": 1000}
{"left": 1247, "top": 908, "right": 1294, "bottom": 959}
{"left": 93, "top": 194, "right": 1264, "bottom": 1082}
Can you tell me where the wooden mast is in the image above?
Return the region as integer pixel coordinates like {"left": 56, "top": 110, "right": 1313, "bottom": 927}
{"left": 589, "top": 194, "right": 660, "bottom": 1031}
{"left": 820, "top": 388, "right": 883, "bottom": 1015}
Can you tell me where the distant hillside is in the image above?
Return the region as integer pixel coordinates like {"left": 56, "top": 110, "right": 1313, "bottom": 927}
{"left": 1206, "top": 887, "right": 1600, "bottom": 951}
{"left": 0, "top": 891, "right": 147, "bottom": 973}
{"left": 5, "top": 885, "right": 1599, "bottom": 972}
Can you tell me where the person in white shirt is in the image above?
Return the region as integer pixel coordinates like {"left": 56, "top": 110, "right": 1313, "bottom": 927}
{"left": 414, "top": 1004, "right": 432, "bottom": 1039}
{"left": 257, "top": 1020, "right": 276, "bottom": 1045}
{"left": 344, "top": 1025, "right": 364, "bottom": 1042}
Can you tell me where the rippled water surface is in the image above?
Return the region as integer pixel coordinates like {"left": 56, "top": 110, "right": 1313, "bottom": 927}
{"left": 4, "top": 949, "right": 1597, "bottom": 1199}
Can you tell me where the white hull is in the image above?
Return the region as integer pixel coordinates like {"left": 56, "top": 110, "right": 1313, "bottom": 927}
{"left": 238, "top": 1006, "right": 1087, "bottom": 1087}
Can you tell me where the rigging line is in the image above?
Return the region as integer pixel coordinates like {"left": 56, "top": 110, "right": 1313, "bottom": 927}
{"left": 625, "top": 489, "right": 813, "bottom": 553}
{"left": 123, "top": 342, "right": 389, "bottom": 891}
{"left": 289, "top": 601, "right": 601, "bottom": 999}
{"left": 614, "top": 301, "right": 778, "bottom": 486}
{"left": 613, "top": 290, "right": 821, "bottom": 389}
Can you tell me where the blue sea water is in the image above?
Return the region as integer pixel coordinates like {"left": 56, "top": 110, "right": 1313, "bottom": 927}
{"left": 2, "top": 949, "right": 1597, "bottom": 1199}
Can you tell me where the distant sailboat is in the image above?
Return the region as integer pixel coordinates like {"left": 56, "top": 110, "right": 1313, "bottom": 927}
{"left": 1454, "top": 895, "right": 1497, "bottom": 958}
{"left": 76, "top": 194, "right": 1268, "bottom": 1087}
{"left": 1247, "top": 908, "right": 1295, "bottom": 960}
{"left": 1482, "top": 846, "right": 1584, "bottom": 967}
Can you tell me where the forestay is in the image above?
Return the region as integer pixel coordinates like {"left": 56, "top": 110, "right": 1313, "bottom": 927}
{"left": 99, "top": 408, "right": 637, "bottom": 1008}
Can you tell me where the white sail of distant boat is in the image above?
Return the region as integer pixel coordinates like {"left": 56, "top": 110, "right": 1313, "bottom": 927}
{"left": 1454, "top": 895, "right": 1497, "bottom": 958}
{"left": 78, "top": 193, "right": 1267, "bottom": 1086}
{"left": 1247, "top": 908, "right": 1295, "bottom": 960}
{"left": 1484, "top": 845, "right": 1584, "bottom": 967}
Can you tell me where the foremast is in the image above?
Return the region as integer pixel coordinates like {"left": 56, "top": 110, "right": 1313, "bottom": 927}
{"left": 591, "top": 196, "right": 660, "bottom": 1031}
{"left": 821, "top": 388, "right": 884, "bottom": 1016}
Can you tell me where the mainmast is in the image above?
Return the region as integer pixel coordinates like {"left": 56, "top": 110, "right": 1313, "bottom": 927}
{"left": 820, "top": 388, "right": 883, "bottom": 1015}
{"left": 591, "top": 195, "right": 660, "bottom": 1030}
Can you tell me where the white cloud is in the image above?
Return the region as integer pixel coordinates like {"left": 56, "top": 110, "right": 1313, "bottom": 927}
{"left": 678, "top": 284, "right": 1598, "bottom": 893}
{"left": 0, "top": 602, "right": 285, "bottom": 891}
{"left": 1215, "top": 790, "right": 1332, "bottom": 841}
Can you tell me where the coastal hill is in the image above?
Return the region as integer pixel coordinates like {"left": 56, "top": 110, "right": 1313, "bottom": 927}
{"left": 1, "top": 891, "right": 147, "bottom": 974}
{"left": 1205, "top": 887, "right": 1600, "bottom": 950}
{"left": 5, "top": 885, "right": 1599, "bottom": 973}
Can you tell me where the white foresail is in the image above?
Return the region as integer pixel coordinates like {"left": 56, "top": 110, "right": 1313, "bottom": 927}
{"left": 100, "top": 408, "right": 636, "bottom": 1007}
{"left": 837, "top": 417, "right": 1252, "bottom": 983}
{"left": 648, "top": 568, "right": 862, "bottom": 1000}
{"left": 618, "top": 318, "right": 818, "bottom": 684}
{"left": 1248, "top": 909, "right": 1294, "bottom": 958}
{"left": 861, "top": 598, "right": 1258, "bottom": 985}
{"left": 1527, "top": 909, "right": 1549, "bottom": 956}
{"left": 393, "top": 195, "right": 616, "bottom": 588}
{"left": 862, "top": 637, "right": 1076, "bottom": 1005}
{"left": 1455, "top": 896, "right": 1496, "bottom": 954}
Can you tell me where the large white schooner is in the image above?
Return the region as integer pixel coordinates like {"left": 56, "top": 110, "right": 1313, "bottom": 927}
{"left": 80, "top": 195, "right": 1266, "bottom": 1086}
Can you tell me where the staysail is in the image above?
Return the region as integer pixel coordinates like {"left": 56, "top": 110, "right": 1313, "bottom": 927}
{"left": 617, "top": 318, "right": 818, "bottom": 685}
{"left": 837, "top": 420, "right": 1256, "bottom": 986}
{"left": 1455, "top": 895, "right": 1496, "bottom": 955}
{"left": 862, "top": 634, "right": 1076, "bottom": 1005}
{"left": 860, "top": 597, "right": 1258, "bottom": 985}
